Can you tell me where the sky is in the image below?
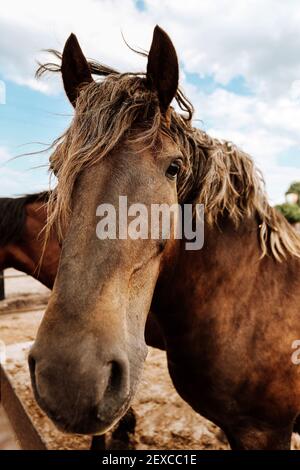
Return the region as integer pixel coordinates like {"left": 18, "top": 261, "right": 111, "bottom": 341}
{"left": 0, "top": 0, "right": 300, "bottom": 204}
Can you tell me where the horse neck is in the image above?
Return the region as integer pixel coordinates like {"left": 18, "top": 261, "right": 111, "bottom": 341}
{"left": 152, "top": 215, "right": 264, "bottom": 336}
{"left": 25, "top": 201, "right": 61, "bottom": 289}
{"left": 0, "top": 239, "right": 24, "bottom": 274}
{"left": 10, "top": 201, "right": 59, "bottom": 289}
{"left": 0, "top": 245, "right": 8, "bottom": 270}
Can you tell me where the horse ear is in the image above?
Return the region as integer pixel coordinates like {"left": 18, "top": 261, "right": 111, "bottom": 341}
{"left": 61, "top": 34, "right": 93, "bottom": 107}
{"left": 146, "top": 25, "right": 179, "bottom": 113}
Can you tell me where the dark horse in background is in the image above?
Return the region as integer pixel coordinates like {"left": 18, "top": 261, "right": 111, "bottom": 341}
{"left": 29, "top": 26, "right": 300, "bottom": 449}
{"left": 0, "top": 192, "right": 59, "bottom": 289}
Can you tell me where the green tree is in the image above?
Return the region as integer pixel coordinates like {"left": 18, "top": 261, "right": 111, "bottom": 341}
{"left": 275, "top": 181, "right": 300, "bottom": 223}
{"left": 286, "top": 182, "right": 300, "bottom": 203}
{"left": 276, "top": 203, "right": 300, "bottom": 224}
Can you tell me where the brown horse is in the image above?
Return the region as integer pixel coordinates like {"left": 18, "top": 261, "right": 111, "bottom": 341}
{"left": 29, "top": 27, "right": 300, "bottom": 449}
{"left": 0, "top": 192, "right": 60, "bottom": 289}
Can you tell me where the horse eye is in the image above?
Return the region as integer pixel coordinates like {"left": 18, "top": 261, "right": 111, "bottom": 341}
{"left": 166, "top": 161, "right": 181, "bottom": 179}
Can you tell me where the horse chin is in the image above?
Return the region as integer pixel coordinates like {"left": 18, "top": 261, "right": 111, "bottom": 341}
{"left": 49, "top": 409, "right": 127, "bottom": 436}
{"left": 53, "top": 418, "right": 117, "bottom": 436}
{"left": 48, "top": 392, "right": 134, "bottom": 436}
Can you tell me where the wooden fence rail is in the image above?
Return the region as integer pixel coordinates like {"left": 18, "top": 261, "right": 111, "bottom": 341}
{"left": 0, "top": 271, "right": 4, "bottom": 301}
{"left": 0, "top": 270, "right": 30, "bottom": 301}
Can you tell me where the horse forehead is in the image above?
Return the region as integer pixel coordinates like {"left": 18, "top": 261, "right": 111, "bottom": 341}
{"left": 157, "top": 134, "right": 182, "bottom": 160}
{"left": 72, "top": 135, "right": 180, "bottom": 201}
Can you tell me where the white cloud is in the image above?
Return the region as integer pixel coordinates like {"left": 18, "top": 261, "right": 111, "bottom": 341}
{"left": 184, "top": 86, "right": 300, "bottom": 157}
{"left": 0, "top": 0, "right": 151, "bottom": 94}
{"left": 0, "top": 166, "right": 49, "bottom": 197}
{"left": 2, "top": 0, "right": 300, "bottom": 100}
{"left": 0, "top": 147, "right": 11, "bottom": 164}
{"left": 4, "top": 0, "right": 298, "bottom": 98}
{"left": 144, "top": 0, "right": 300, "bottom": 98}
{"left": 0, "top": 147, "right": 49, "bottom": 196}
{"left": 182, "top": 84, "right": 300, "bottom": 203}
{"left": 260, "top": 165, "right": 300, "bottom": 205}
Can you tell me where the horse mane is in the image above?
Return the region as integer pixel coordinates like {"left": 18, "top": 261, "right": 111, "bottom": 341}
{"left": 0, "top": 192, "right": 49, "bottom": 247}
{"left": 38, "top": 53, "right": 300, "bottom": 261}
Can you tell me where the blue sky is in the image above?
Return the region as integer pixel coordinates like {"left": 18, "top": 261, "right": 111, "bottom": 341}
{"left": 1, "top": 0, "right": 300, "bottom": 204}
{"left": 0, "top": 77, "right": 71, "bottom": 194}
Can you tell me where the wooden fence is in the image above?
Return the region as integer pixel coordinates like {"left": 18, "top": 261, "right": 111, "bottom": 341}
{"left": 0, "top": 270, "right": 4, "bottom": 301}
{"left": 0, "top": 270, "right": 30, "bottom": 302}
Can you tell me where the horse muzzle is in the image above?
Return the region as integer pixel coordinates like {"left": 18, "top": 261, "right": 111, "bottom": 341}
{"left": 28, "top": 348, "right": 131, "bottom": 435}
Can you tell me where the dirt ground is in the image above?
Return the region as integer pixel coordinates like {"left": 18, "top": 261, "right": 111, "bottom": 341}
{"left": 0, "top": 269, "right": 49, "bottom": 450}
{"left": 1, "top": 269, "right": 300, "bottom": 450}
{"left": 0, "top": 268, "right": 50, "bottom": 316}
{"left": 1, "top": 310, "right": 228, "bottom": 450}
{"left": 0, "top": 406, "right": 19, "bottom": 450}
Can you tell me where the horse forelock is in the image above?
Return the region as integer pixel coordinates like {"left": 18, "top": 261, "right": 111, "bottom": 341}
{"left": 40, "top": 54, "right": 300, "bottom": 261}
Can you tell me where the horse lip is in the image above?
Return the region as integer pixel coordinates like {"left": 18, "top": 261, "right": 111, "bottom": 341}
{"left": 31, "top": 374, "right": 133, "bottom": 435}
{"left": 28, "top": 358, "right": 73, "bottom": 432}
{"left": 53, "top": 413, "right": 119, "bottom": 436}
{"left": 96, "top": 394, "right": 132, "bottom": 430}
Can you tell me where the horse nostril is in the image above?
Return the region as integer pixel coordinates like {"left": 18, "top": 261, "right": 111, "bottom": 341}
{"left": 106, "top": 359, "right": 129, "bottom": 397}
{"left": 28, "top": 353, "right": 39, "bottom": 397}
{"left": 28, "top": 353, "right": 36, "bottom": 377}
{"left": 27, "top": 352, "right": 131, "bottom": 434}
{"left": 108, "top": 360, "right": 122, "bottom": 391}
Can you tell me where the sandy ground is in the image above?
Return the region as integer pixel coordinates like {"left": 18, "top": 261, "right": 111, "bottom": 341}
{"left": 0, "top": 406, "right": 19, "bottom": 450}
{"left": 3, "top": 269, "right": 50, "bottom": 298}
{"left": 0, "top": 269, "right": 50, "bottom": 315}
{"left": 1, "top": 270, "right": 300, "bottom": 450}
{"left": 0, "top": 269, "right": 48, "bottom": 450}
{"left": 1, "top": 311, "right": 228, "bottom": 450}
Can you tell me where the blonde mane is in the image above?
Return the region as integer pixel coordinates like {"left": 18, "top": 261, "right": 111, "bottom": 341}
{"left": 41, "top": 60, "right": 300, "bottom": 261}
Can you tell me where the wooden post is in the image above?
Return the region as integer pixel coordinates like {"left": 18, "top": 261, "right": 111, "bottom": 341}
{"left": 0, "top": 270, "right": 4, "bottom": 300}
